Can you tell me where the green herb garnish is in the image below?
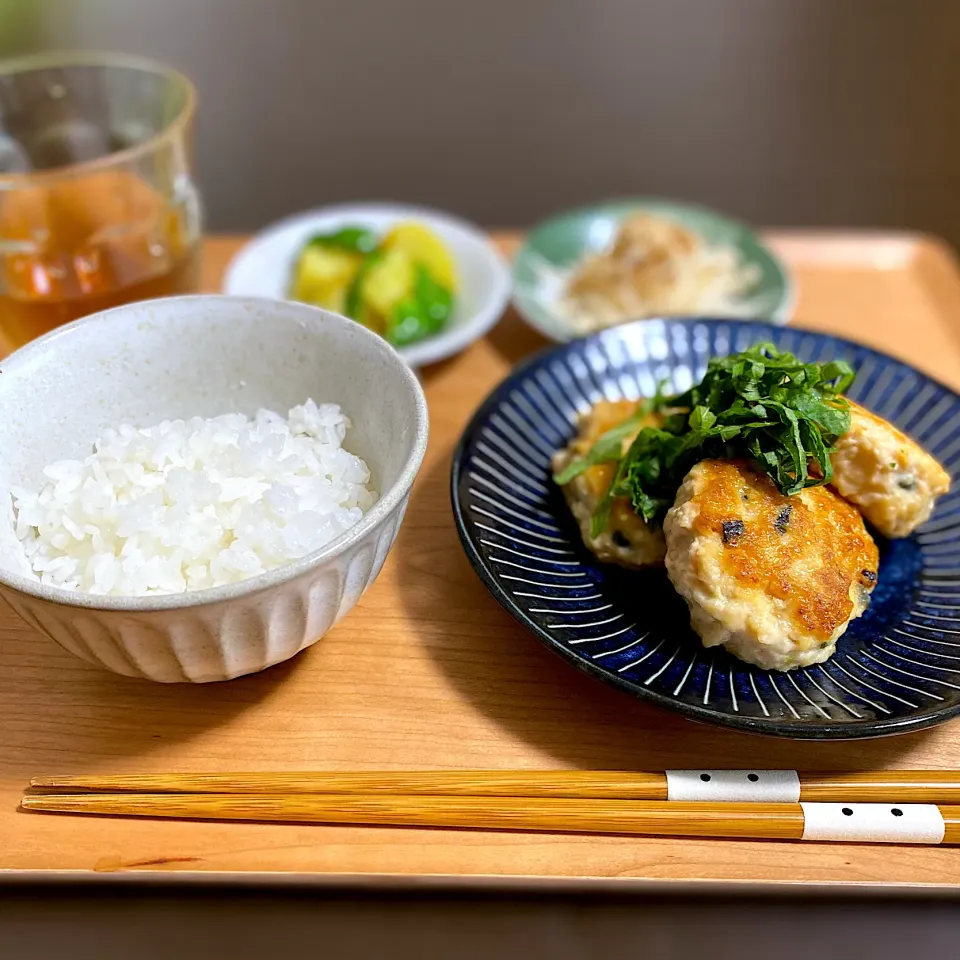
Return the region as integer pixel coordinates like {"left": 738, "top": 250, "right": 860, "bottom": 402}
{"left": 553, "top": 386, "right": 668, "bottom": 487}
{"left": 553, "top": 343, "right": 855, "bottom": 535}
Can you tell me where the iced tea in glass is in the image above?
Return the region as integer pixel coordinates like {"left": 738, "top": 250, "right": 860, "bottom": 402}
{"left": 0, "top": 53, "right": 202, "bottom": 351}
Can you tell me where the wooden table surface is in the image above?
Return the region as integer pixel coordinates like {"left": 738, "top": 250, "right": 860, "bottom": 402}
{"left": 5, "top": 230, "right": 960, "bottom": 888}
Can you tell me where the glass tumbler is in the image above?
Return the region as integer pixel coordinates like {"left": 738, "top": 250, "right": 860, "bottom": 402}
{"left": 0, "top": 52, "right": 202, "bottom": 351}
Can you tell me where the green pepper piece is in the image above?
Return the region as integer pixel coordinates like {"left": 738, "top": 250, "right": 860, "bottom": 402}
{"left": 307, "top": 226, "right": 378, "bottom": 255}
{"left": 416, "top": 264, "right": 453, "bottom": 325}
{"left": 387, "top": 298, "right": 433, "bottom": 347}
{"left": 386, "top": 265, "right": 453, "bottom": 347}
{"left": 345, "top": 249, "right": 384, "bottom": 323}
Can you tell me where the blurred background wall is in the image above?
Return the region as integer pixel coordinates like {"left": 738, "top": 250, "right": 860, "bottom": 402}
{"left": 2, "top": 0, "right": 957, "bottom": 243}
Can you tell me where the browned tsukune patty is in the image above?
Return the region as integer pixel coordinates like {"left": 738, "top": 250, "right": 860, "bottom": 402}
{"left": 664, "top": 459, "right": 879, "bottom": 671}
{"left": 829, "top": 401, "right": 951, "bottom": 538}
{"left": 552, "top": 400, "right": 665, "bottom": 568}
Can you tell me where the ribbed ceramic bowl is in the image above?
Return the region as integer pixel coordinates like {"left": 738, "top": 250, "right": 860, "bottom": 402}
{"left": 0, "top": 295, "right": 428, "bottom": 682}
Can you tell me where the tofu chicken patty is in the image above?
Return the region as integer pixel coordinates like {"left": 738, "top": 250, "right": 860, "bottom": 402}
{"left": 552, "top": 400, "right": 666, "bottom": 568}
{"left": 829, "top": 401, "right": 951, "bottom": 538}
{"left": 664, "top": 460, "right": 879, "bottom": 670}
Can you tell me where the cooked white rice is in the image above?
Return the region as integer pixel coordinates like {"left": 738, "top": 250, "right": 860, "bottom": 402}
{"left": 11, "top": 400, "right": 377, "bottom": 596}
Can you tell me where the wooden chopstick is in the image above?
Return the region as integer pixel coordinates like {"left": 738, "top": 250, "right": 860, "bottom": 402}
{"left": 19, "top": 793, "right": 960, "bottom": 845}
{"left": 28, "top": 770, "right": 960, "bottom": 803}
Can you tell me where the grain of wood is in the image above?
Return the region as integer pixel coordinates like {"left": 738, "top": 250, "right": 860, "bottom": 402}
{"left": 4, "top": 231, "right": 960, "bottom": 885}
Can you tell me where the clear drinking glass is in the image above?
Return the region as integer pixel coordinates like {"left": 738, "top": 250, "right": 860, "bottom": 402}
{"left": 0, "top": 52, "right": 202, "bottom": 351}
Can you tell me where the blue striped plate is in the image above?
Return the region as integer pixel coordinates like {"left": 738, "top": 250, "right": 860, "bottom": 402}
{"left": 451, "top": 319, "right": 960, "bottom": 739}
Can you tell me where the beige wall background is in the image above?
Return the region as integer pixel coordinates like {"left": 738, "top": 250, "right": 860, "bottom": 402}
{"left": 6, "top": 0, "right": 958, "bottom": 243}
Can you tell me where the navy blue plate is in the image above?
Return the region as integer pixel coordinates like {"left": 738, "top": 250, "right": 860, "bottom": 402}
{"left": 451, "top": 319, "right": 960, "bottom": 739}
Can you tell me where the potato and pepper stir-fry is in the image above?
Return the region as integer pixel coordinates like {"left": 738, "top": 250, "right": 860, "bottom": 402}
{"left": 289, "top": 221, "right": 458, "bottom": 347}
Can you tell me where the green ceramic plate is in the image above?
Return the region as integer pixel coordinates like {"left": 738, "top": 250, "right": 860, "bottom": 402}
{"left": 512, "top": 198, "right": 795, "bottom": 342}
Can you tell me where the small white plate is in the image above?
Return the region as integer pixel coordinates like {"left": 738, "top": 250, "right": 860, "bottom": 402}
{"left": 223, "top": 203, "right": 512, "bottom": 368}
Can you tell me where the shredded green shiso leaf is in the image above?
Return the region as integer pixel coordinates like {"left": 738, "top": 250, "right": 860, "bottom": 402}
{"left": 553, "top": 343, "right": 855, "bottom": 537}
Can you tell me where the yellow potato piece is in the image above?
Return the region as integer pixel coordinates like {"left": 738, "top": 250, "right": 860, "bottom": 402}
{"left": 381, "top": 221, "right": 458, "bottom": 290}
{"left": 290, "top": 246, "right": 362, "bottom": 313}
{"left": 362, "top": 248, "right": 415, "bottom": 317}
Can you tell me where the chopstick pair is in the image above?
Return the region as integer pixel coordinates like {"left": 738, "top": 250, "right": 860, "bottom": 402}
{"left": 23, "top": 769, "right": 960, "bottom": 846}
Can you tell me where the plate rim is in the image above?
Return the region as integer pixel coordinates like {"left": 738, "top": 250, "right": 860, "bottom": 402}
{"left": 450, "top": 317, "right": 960, "bottom": 740}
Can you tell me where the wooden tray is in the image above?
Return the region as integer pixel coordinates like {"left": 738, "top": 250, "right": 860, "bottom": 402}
{"left": 4, "top": 231, "right": 960, "bottom": 888}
